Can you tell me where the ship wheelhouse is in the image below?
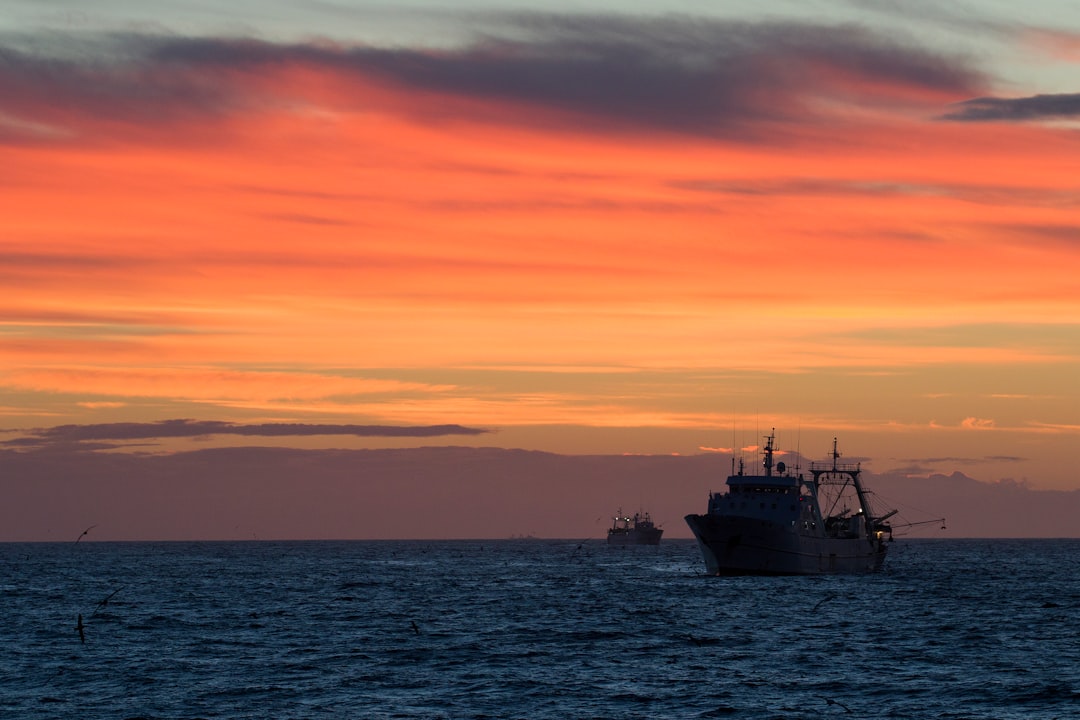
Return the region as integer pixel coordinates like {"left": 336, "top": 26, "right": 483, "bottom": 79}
{"left": 705, "top": 433, "right": 825, "bottom": 535}
{"left": 708, "top": 468, "right": 816, "bottom": 528}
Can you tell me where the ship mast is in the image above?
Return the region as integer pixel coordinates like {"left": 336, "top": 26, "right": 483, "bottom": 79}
{"left": 819, "top": 438, "right": 877, "bottom": 521}
{"left": 762, "top": 429, "right": 776, "bottom": 477}
{"left": 811, "top": 438, "right": 864, "bottom": 512}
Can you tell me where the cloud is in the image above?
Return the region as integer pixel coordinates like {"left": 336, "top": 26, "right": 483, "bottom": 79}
{"left": 8, "top": 418, "right": 490, "bottom": 446}
{"left": 673, "top": 177, "right": 1080, "bottom": 208}
{"left": 0, "top": 15, "right": 985, "bottom": 145}
{"left": 1022, "top": 28, "right": 1080, "bottom": 62}
{"left": 2, "top": 367, "right": 455, "bottom": 404}
{"left": 901, "top": 455, "right": 1025, "bottom": 465}
{"left": 841, "top": 323, "right": 1080, "bottom": 353}
{"left": 332, "top": 15, "right": 980, "bottom": 135}
{"left": 2, "top": 446, "right": 1075, "bottom": 540}
{"left": 941, "top": 93, "right": 1080, "bottom": 122}
{"left": 261, "top": 212, "right": 352, "bottom": 227}
{"left": 1001, "top": 224, "right": 1080, "bottom": 246}
{"left": 1026, "top": 421, "right": 1080, "bottom": 434}
{"left": 0, "top": 249, "right": 150, "bottom": 275}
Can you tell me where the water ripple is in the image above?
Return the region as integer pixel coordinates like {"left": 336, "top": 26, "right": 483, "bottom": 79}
{"left": 2, "top": 539, "right": 1077, "bottom": 719}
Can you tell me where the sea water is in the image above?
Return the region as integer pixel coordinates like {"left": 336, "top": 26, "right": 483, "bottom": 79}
{"left": 2, "top": 539, "right": 1077, "bottom": 719}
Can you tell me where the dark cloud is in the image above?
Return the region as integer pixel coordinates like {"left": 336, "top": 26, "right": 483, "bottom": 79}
{"left": 0, "top": 15, "right": 984, "bottom": 143}
{"left": 1002, "top": 224, "right": 1080, "bottom": 246}
{"left": 332, "top": 16, "right": 979, "bottom": 135}
{"left": 941, "top": 92, "right": 1080, "bottom": 122}
{"left": 0, "top": 250, "right": 146, "bottom": 271}
{"left": 262, "top": 213, "right": 352, "bottom": 227}
{"left": 0, "top": 41, "right": 242, "bottom": 143}
{"left": 1, "top": 446, "right": 1075, "bottom": 540}
{"left": 676, "top": 177, "right": 951, "bottom": 198}
{"left": 672, "top": 177, "right": 1080, "bottom": 208}
{"left": 845, "top": 323, "right": 1080, "bottom": 351}
{"left": 8, "top": 419, "right": 490, "bottom": 445}
{"left": 899, "top": 455, "right": 1027, "bottom": 466}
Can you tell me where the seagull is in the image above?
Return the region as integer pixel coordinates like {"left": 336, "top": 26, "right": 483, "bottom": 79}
{"left": 91, "top": 587, "right": 123, "bottom": 617}
{"left": 821, "top": 697, "right": 852, "bottom": 713}
{"left": 74, "top": 525, "right": 97, "bottom": 543}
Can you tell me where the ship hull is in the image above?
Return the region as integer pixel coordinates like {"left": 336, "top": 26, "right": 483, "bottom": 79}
{"left": 684, "top": 513, "right": 886, "bottom": 575}
{"left": 607, "top": 528, "right": 663, "bottom": 546}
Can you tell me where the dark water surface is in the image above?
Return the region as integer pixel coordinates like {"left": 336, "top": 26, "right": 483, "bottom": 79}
{"left": 3, "top": 539, "right": 1077, "bottom": 719}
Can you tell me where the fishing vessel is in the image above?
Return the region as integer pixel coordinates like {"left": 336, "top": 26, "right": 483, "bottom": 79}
{"left": 685, "top": 432, "right": 896, "bottom": 574}
{"left": 607, "top": 509, "right": 663, "bottom": 545}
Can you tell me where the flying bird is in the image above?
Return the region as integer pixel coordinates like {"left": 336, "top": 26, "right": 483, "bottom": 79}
{"left": 74, "top": 525, "right": 97, "bottom": 543}
{"left": 821, "top": 697, "right": 853, "bottom": 713}
{"left": 91, "top": 587, "right": 123, "bottom": 617}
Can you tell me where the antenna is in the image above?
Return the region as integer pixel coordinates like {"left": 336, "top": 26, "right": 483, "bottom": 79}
{"left": 795, "top": 422, "right": 802, "bottom": 474}
{"left": 732, "top": 413, "right": 736, "bottom": 475}
{"left": 732, "top": 412, "right": 736, "bottom": 456}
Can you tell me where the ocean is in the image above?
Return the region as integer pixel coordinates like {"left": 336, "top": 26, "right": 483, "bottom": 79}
{"left": 2, "top": 538, "right": 1077, "bottom": 719}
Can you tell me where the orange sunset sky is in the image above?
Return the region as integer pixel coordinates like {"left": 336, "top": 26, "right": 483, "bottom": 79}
{"left": 2, "top": 2, "right": 1080, "bottom": 539}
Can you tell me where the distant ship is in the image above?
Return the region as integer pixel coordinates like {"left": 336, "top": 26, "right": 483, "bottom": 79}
{"left": 607, "top": 509, "right": 663, "bottom": 545}
{"left": 685, "top": 433, "right": 896, "bottom": 574}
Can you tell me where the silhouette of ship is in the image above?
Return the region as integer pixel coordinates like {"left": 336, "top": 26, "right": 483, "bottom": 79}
{"left": 685, "top": 433, "right": 896, "bottom": 574}
{"left": 607, "top": 509, "right": 663, "bottom": 545}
